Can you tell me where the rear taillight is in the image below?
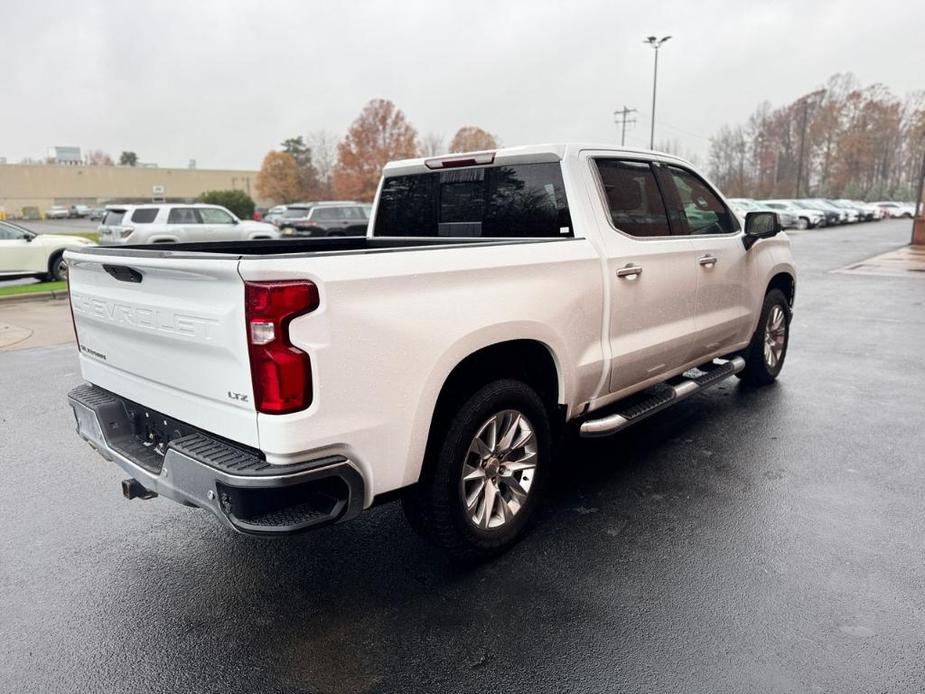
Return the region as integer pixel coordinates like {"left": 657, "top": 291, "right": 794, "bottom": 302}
{"left": 244, "top": 281, "right": 319, "bottom": 414}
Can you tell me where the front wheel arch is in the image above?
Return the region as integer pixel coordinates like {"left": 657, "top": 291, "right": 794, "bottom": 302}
{"left": 767, "top": 271, "right": 795, "bottom": 308}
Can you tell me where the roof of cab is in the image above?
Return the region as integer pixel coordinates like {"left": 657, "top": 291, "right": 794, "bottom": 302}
{"left": 384, "top": 143, "right": 693, "bottom": 176}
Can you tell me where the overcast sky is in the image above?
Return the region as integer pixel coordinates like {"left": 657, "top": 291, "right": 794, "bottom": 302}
{"left": 3, "top": 0, "right": 922, "bottom": 170}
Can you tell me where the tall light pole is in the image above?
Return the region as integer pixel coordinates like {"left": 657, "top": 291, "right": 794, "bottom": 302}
{"left": 644, "top": 35, "right": 671, "bottom": 150}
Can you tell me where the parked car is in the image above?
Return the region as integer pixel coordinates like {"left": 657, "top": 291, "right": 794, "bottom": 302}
{"left": 264, "top": 205, "right": 288, "bottom": 226}
{"left": 277, "top": 201, "right": 370, "bottom": 237}
{"left": 45, "top": 206, "right": 70, "bottom": 220}
{"left": 253, "top": 207, "right": 267, "bottom": 221}
{"left": 872, "top": 201, "right": 915, "bottom": 218}
{"left": 66, "top": 144, "right": 796, "bottom": 560}
{"left": 791, "top": 200, "right": 841, "bottom": 226}
{"left": 805, "top": 199, "right": 850, "bottom": 224}
{"left": 0, "top": 220, "right": 95, "bottom": 281}
{"left": 847, "top": 200, "right": 882, "bottom": 221}
{"left": 760, "top": 200, "right": 825, "bottom": 230}
{"left": 88, "top": 208, "right": 107, "bottom": 221}
{"left": 96, "top": 204, "right": 279, "bottom": 245}
{"left": 728, "top": 198, "right": 798, "bottom": 229}
{"left": 825, "top": 200, "right": 861, "bottom": 223}
{"left": 832, "top": 199, "right": 873, "bottom": 222}
{"left": 69, "top": 205, "right": 91, "bottom": 218}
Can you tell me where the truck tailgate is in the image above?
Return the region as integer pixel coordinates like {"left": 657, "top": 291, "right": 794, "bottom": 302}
{"left": 66, "top": 249, "right": 259, "bottom": 447}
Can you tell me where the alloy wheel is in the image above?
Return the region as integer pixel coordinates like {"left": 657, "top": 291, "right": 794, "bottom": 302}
{"left": 764, "top": 305, "right": 786, "bottom": 368}
{"left": 460, "top": 409, "right": 537, "bottom": 530}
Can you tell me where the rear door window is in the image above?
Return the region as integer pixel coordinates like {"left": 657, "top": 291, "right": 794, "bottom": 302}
{"left": 167, "top": 208, "right": 201, "bottom": 224}
{"left": 373, "top": 162, "right": 571, "bottom": 238}
{"left": 594, "top": 159, "right": 671, "bottom": 238}
{"left": 130, "top": 208, "right": 158, "bottom": 224}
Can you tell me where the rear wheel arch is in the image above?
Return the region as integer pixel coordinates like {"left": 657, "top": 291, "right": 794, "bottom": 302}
{"left": 422, "top": 340, "right": 563, "bottom": 480}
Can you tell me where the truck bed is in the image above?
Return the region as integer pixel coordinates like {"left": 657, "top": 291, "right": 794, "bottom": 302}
{"left": 79, "top": 236, "right": 556, "bottom": 258}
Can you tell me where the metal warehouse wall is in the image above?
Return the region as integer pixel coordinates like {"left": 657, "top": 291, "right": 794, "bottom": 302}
{"left": 0, "top": 164, "right": 265, "bottom": 215}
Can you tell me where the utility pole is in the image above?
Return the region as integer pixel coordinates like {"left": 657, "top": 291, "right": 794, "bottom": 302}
{"left": 912, "top": 149, "right": 925, "bottom": 246}
{"left": 795, "top": 88, "right": 826, "bottom": 198}
{"left": 644, "top": 35, "right": 672, "bottom": 149}
{"left": 614, "top": 106, "right": 637, "bottom": 146}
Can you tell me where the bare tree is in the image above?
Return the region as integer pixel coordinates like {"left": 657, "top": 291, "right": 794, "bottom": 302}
{"left": 306, "top": 130, "right": 338, "bottom": 198}
{"left": 421, "top": 132, "right": 445, "bottom": 156}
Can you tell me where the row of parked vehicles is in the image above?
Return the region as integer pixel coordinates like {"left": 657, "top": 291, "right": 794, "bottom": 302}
{"left": 2, "top": 201, "right": 375, "bottom": 282}
{"left": 44, "top": 205, "right": 107, "bottom": 220}
{"left": 93, "top": 200, "right": 372, "bottom": 245}
{"left": 728, "top": 198, "right": 917, "bottom": 230}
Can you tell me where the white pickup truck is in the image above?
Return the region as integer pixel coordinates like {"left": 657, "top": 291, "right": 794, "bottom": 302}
{"left": 65, "top": 144, "right": 795, "bottom": 560}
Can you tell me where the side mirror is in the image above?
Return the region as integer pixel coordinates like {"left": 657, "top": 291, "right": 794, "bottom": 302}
{"left": 24, "top": 233, "right": 34, "bottom": 243}
{"left": 743, "top": 211, "right": 781, "bottom": 250}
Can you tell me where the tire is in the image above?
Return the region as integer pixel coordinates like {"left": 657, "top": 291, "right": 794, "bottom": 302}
{"left": 737, "top": 289, "right": 791, "bottom": 386}
{"left": 402, "top": 379, "right": 552, "bottom": 562}
{"left": 48, "top": 252, "right": 68, "bottom": 281}
{"left": 796, "top": 217, "right": 809, "bottom": 230}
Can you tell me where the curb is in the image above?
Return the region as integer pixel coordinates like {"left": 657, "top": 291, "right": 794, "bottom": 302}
{"left": 0, "top": 290, "right": 69, "bottom": 305}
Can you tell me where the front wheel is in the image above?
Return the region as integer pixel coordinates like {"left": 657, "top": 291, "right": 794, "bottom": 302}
{"left": 796, "top": 217, "right": 809, "bottom": 230}
{"left": 402, "top": 379, "right": 551, "bottom": 562}
{"left": 737, "top": 289, "right": 791, "bottom": 386}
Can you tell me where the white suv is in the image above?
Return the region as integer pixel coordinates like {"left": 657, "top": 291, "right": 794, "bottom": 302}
{"left": 97, "top": 204, "right": 279, "bottom": 245}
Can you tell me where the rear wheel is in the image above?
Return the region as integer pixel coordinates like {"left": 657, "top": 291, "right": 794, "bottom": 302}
{"left": 737, "top": 289, "right": 790, "bottom": 386}
{"left": 403, "top": 379, "right": 551, "bottom": 562}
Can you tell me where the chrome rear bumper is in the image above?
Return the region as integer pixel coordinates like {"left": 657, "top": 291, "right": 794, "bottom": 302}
{"left": 67, "top": 384, "right": 365, "bottom": 535}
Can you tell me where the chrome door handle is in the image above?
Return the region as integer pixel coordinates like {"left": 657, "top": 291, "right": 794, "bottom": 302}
{"left": 698, "top": 255, "right": 717, "bottom": 267}
{"left": 616, "top": 264, "right": 643, "bottom": 278}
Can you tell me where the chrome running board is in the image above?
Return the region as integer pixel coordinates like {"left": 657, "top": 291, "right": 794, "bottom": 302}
{"left": 579, "top": 357, "right": 745, "bottom": 438}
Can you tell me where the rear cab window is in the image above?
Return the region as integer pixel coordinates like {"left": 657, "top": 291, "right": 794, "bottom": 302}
{"left": 373, "top": 162, "right": 572, "bottom": 238}
{"left": 130, "top": 208, "right": 158, "bottom": 224}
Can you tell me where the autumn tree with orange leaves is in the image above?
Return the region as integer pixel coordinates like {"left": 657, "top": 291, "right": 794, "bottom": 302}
{"left": 333, "top": 99, "right": 419, "bottom": 201}
{"left": 449, "top": 126, "right": 499, "bottom": 153}
{"left": 256, "top": 151, "right": 303, "bottom": 204}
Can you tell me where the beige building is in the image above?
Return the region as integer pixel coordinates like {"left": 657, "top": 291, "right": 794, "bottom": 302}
{"left": 0, "top": 163, "right": 265, "bottom": 217}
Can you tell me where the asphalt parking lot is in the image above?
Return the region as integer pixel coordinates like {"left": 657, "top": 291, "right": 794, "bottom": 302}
{"left": 1, "top": 219, "right": 923, "bottom": 693}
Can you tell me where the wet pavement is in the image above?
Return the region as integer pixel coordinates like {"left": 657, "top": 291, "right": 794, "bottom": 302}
{"left": 1, "top": 219, "right": 923, "bottom": 693}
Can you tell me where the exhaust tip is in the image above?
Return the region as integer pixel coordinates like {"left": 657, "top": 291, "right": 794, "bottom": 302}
{"left": 121, "top": 478, "right": 157, "bottom": 500}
